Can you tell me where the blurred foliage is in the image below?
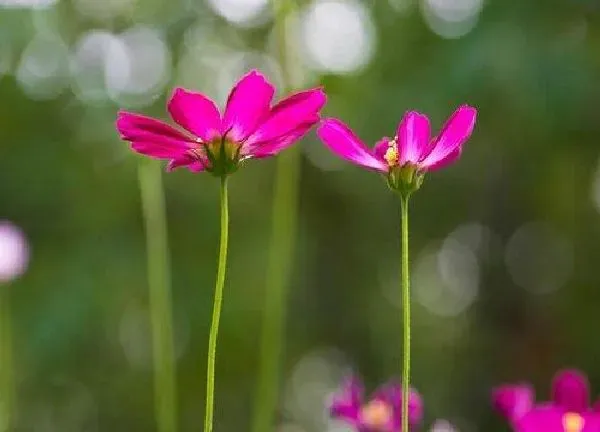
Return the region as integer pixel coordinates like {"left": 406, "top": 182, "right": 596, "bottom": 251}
{"left": 2, "top": 0, "right": 600, "bottom": 430}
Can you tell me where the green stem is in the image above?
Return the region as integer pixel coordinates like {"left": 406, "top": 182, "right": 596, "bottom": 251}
{"left": 251, "top": 1, "right": 300, "bottom": 431}
{"left": 0, "top": 289, "right": 14, "bottom": 431}
{"left": 252, "top": 148, "right": 300, "bottom": 432}
{"left": 400, "top": 196, "right": 411, "bottom": 432}
{"left": 138, "top": 160, "right": 178, "bottom": 432}
{"left": 204, "top": 176, "right": 229, "bottom": 432}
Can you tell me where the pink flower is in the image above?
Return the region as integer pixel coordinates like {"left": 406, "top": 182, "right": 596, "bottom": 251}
{"left": 330, "top": 376, "right": 423, "bottom": 431}
{"left": 0, "top": 221, "right": 29, "bottom": 283}
{"left": 492, "top": 369, "right": 600, "bottom": 432}
{"left": 116, "top": 70, "right": 326, "bottom": 176}
{"left": 316, "top": 106, "right": 477, "bottom": 194}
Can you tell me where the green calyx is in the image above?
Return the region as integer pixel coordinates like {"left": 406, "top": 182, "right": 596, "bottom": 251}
{"left": 203, "top": 138, "right": 242, "bottom": 178}
{"left": 385, "top": 164, "right": 425, "bottom": 198}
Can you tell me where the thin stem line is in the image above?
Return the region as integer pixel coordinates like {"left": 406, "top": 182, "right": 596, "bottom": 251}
{"left": 252, "top": 1, "right": 300, "bottom": 431}
{"left": 138, "top": 160, "right": 178, "bottom": 432}
{"left": 204, "top": 176, "right": 229, "bottom": 432}
{"left": 400, "top": 196, "right": 411, "bottom": 432}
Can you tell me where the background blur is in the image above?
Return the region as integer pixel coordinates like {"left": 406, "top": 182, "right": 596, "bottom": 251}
{"left": 1, "top": 0, "right": 600, "bottom": 430}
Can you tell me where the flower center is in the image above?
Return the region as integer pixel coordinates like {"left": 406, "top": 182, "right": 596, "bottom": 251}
{"left": 359, "top": 400, "right": 393, "bottom": 430}
{"left": 383, "top": 140, "right": 399, "bottom": 167}
{"left": 194, "top": 138, "right": 241, "bottom": 176}
{"left": 563, "top": 412, "right": 584, "bottom": 432}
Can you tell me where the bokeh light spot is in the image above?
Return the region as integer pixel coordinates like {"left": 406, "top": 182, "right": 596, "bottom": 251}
{"left": 421, "top": 0, "right": 484, "bottom": 39}
{"left": 431, "top": 419, "right": 458, "bottom": 432}
{"left": 70, "top": 30, "right": 128, "bottom": 104}
{"left": 16, "top": 35, "right": 69, "bottom": 100}
{"left": 505, "top": 222, "right": 573, "bottom": 294}
{"left": 285, "top": 348, "right": 349, "bottom": 428}
{"left": 207, "top": 0, "right": 270, "bottom": 27}
{"left": 299, "top": 0, "right": 375, "bottom": 74}
{"left": 413, "top": 240, "right": 479, "bottom": 316}
{"left": 445, "top": 222, "right": 496, "bottom": 262}
{"left": 107, "top": 26, "right": 171, "bottom": 107}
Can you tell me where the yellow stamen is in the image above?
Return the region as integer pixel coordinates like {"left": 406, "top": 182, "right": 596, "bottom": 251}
{"left": 360, "top": 400, "right": 393, "bottom": 429}
{"left": 384, "top": 141, "right": 398, "bottom": 167}
{"left": 563, "top": 412, "right": 584, "bottom": 432}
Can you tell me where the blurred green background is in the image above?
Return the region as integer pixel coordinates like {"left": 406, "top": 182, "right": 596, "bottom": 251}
{"left": 1, "top": 0, "right": 600, "bottom": 430}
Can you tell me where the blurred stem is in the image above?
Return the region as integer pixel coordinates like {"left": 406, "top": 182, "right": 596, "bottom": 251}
{"left": 252, "top": 1, "right": 300, "bottom": 431}
{"left": 138, "top": 160, "right": 178, "bottom": 432}
{"left": 0, "top": 289, "right": 14, "bottom": 432}
{"left": 400, "top": 196, "right": 411, "bottom": 432}
{"left": 204, "top": 176, "right": 229, "bottom": 432}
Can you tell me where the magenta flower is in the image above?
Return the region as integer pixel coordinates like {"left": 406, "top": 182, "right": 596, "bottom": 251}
{"left": 330, "top": 377, "right": 423, "bottom": 431}
{"left": 317, "top": 105, "right": 476, "bottom": 194}
{"left": 492, "top": 369, "right": 600, "bottom": 432}
{"left": 0, "top": 221, "right": 29, "bottom": 284}
{"left": 116, "top": 70, "right": 326, "bottom": 176}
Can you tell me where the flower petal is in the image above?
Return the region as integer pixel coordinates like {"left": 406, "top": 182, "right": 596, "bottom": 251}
{"left": 131, "top": 142, "right": 191, "bottom": 159}
{"left": 117, "top": 111, "right": 195, "bottom": 148}
{"left": 330, "top": 377, "right": 364, "bottom": 422}
{"left": 167, "top": 88, "right": 222, "bottom": 142}
{"left": 245, "top": 87, "right": 326, "bottom": 146}
{"left": 552, "top": 369, "right": 589, "bottom": 412}
{"left": 516, "top": 407, "right": 566, "bottom": 432}
{"left": 396, "top": 111, "right": 431, "bottom": 165}
{"left": 423, "top": 146, "right": 462, "bottom": 171}
{"left": 373, "top": 137, "right": 392, "bottom": 160}
{"left": 247, "top": 119, "right": 316, "bottom": 159}
{"left": 317, "top": 118, "right": 388, "bottom": 172}
{"left": 222, "top": 70, "right": 275, "bottom": 142}
{"left": 187, "top": 160, "right": 206, "bottom": 172}
{"left": 166, "top": 154, "right": 208, "bottom": 173}
{"left": 419, "top": 105, "right": 477, "bottom": 167}
{"left": 372, "top": 383, "right": 423, "bottom": 427}
{"left": 166, "top": 155, "right": 194, "bottom": 172}
{"left": 492, "top": 384, "right": 535, "bottom": 422}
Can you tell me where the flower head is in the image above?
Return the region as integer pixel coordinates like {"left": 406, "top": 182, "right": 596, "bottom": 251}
{"left": 116, "top": 70, "right": 326, "bottom": 177}
{"left": 317, "top": 105, "right": 476, "bottom": 196}
{"left": 0, "top": 221, "right": 29, "bottom": 284}
{"left": 492, "top": 369, "right": 600, "bottom": 432}
{"left": 330, "top": 376, "right": 423, "bottom": 431}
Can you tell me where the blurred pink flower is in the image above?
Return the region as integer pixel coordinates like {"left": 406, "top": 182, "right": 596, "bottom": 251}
{"left": 116, "top": 70, "right": 326, "bottom": 176}
{"left": 317, "top": 106, "right": 476, "bottom": 194}
{"left": 330, "top": 376, "right": 423, "bottom": 431}
{"left": 0, "top": 221, "right": 29, "bottom": 283}
{"left": 492, "top": 369, "right": 600, "bottom": 432}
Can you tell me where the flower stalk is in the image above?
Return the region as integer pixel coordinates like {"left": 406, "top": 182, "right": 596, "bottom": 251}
{"left": 252, "top": 1, "right": 302, "bottom": 431}
{"left": 400, "top": 194, "right": 411, "bottom": 432}
{"left": 138, "top": 159, "right": 178, "bottom": 432}
{"left": 204, "top": 176, "right": 229, "bottom": 432}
